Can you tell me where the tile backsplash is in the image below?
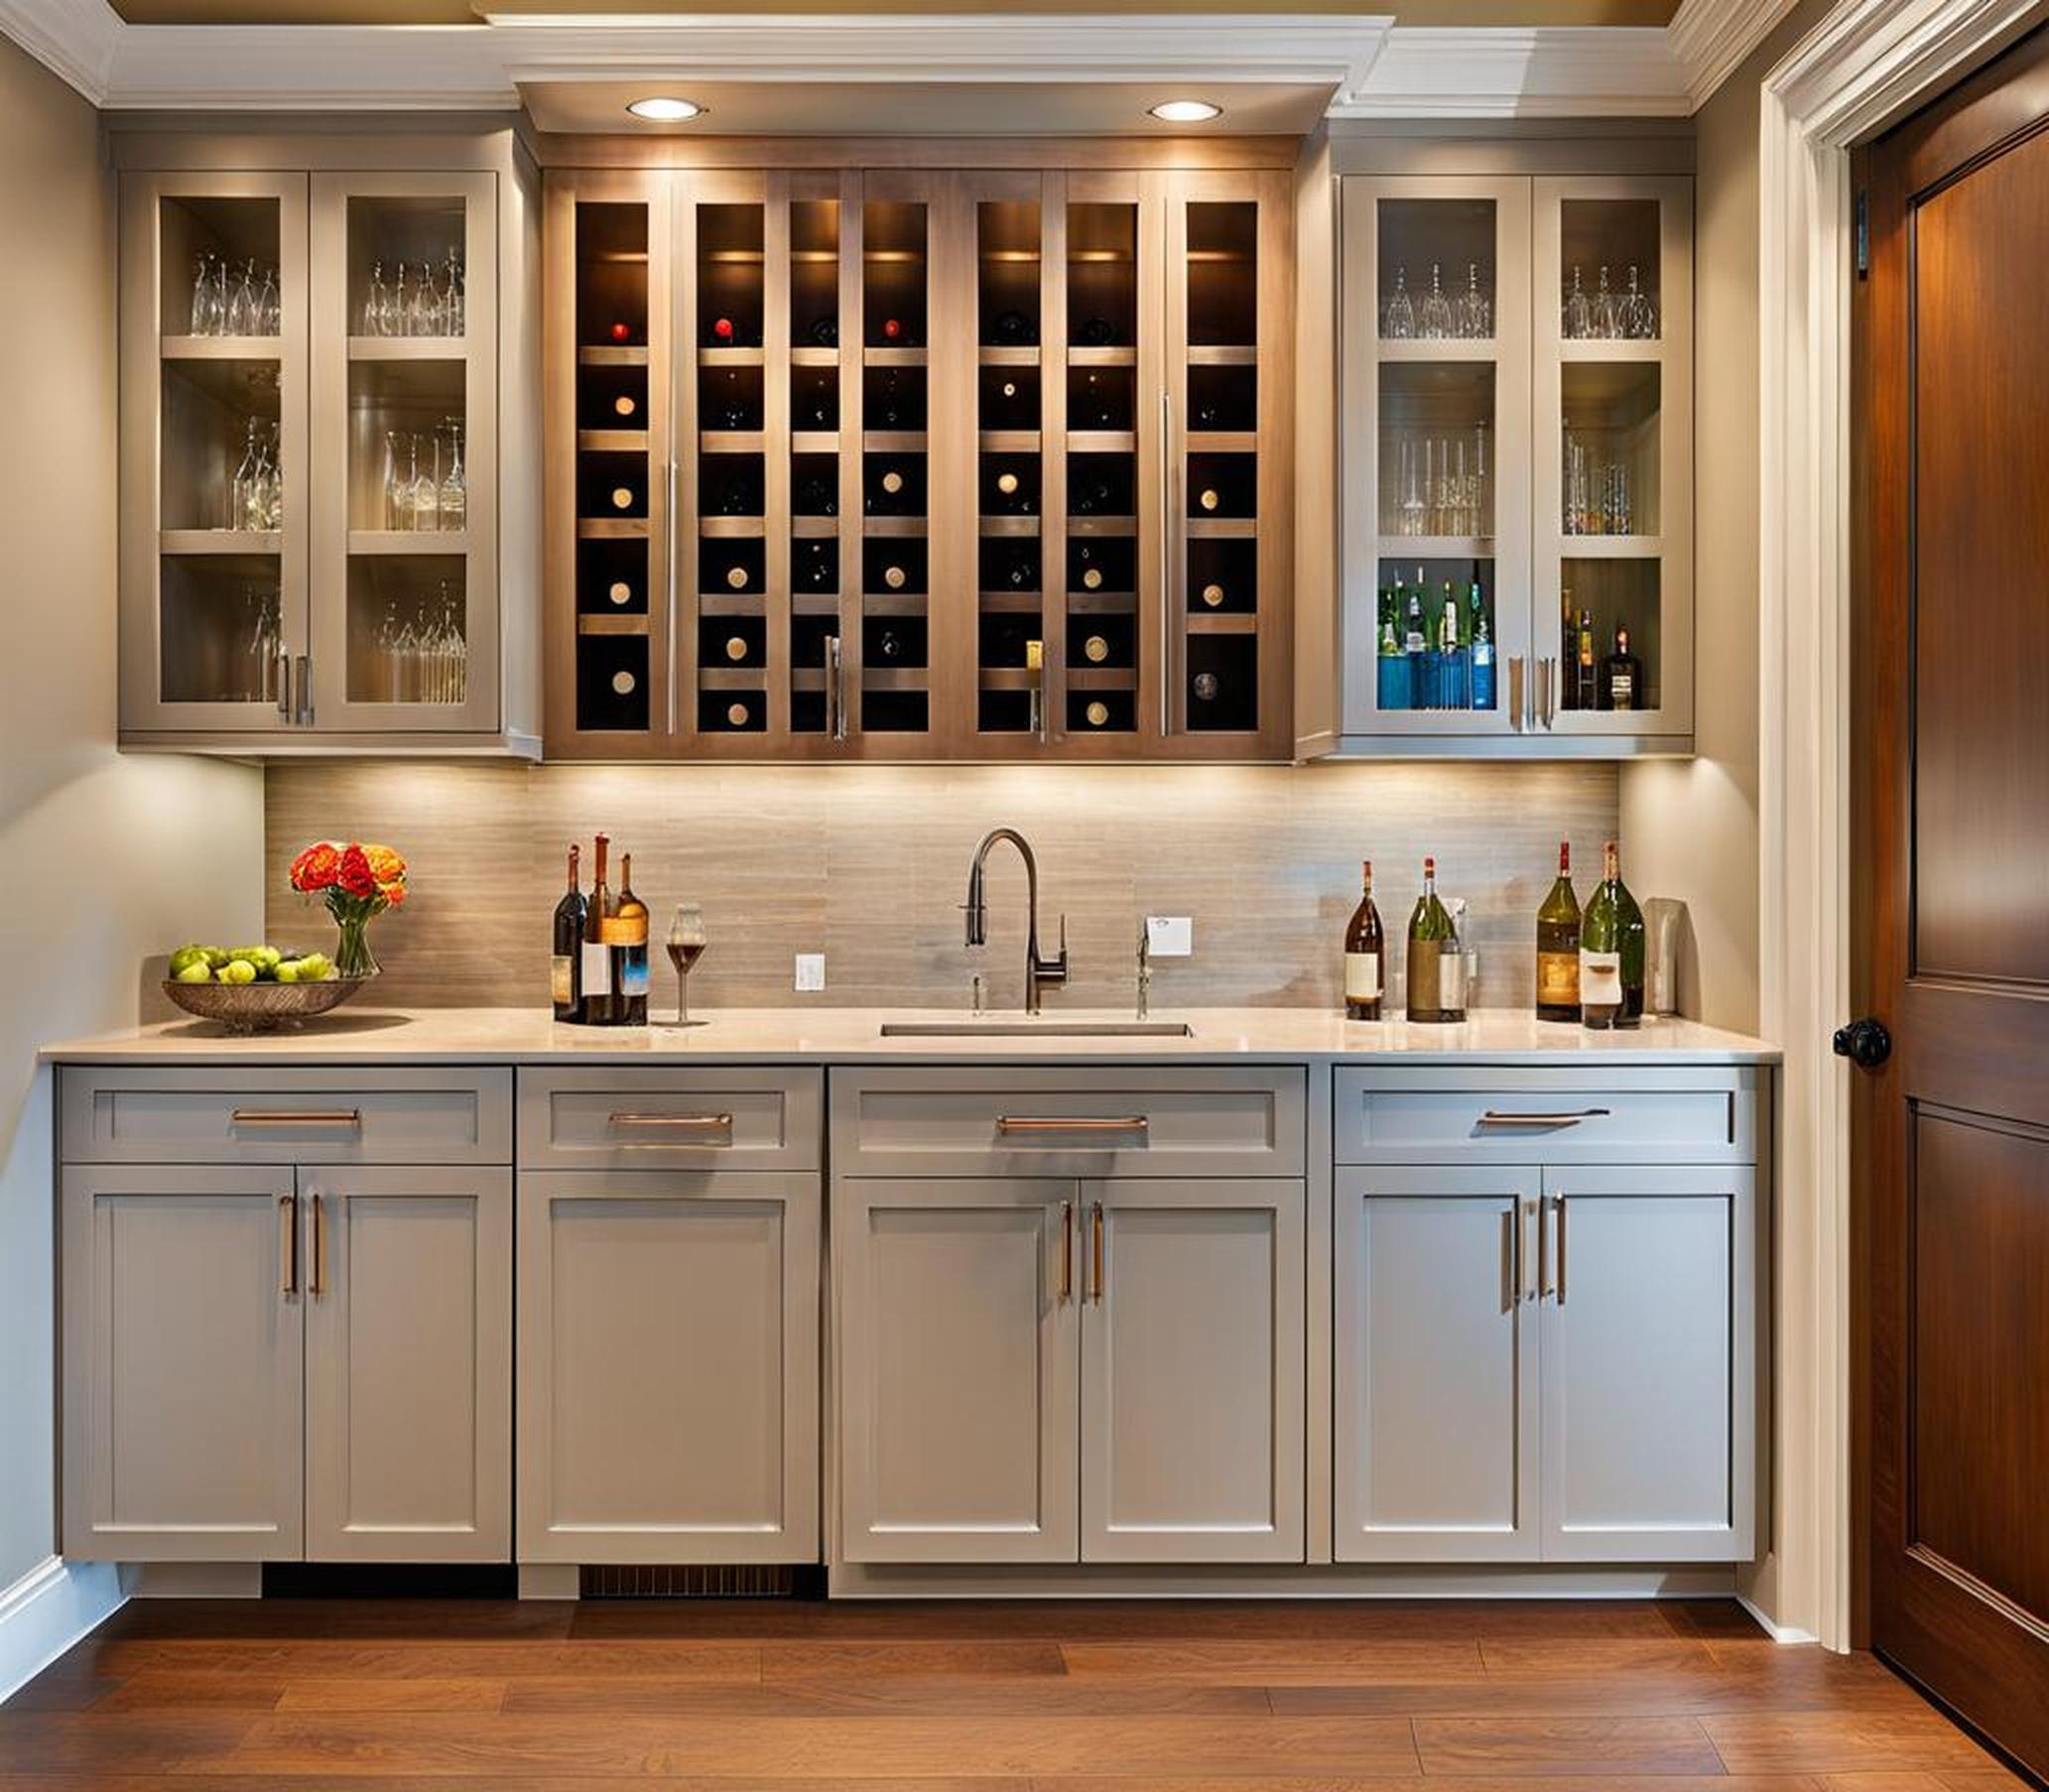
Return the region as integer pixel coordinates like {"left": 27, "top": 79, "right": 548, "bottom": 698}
{"left": 265, "top": 761, "right": 1618, "bottom": 1012}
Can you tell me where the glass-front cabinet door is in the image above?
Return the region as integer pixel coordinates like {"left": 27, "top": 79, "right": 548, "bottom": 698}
{"left": 1341, "top": 176, "right": 1531, "bottom": 740}
{"left": 310, "top": 171, "right": 498, "bottom": 732}
{"left": 119, "top": 172, "right": 310, "bottom": 735}
{"left": 1532, "top": 176, "right": 1693, "bottom": 743}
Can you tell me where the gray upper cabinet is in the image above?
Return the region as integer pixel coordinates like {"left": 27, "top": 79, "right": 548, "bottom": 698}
{"left": 1335, "top": 1167, "right": 1539, "bottom": 1563}
{"left": 1081, "top": 1178, "right": 1305, "bottom": 1563}
{"left": 518, "top": 1168, "right": 821, "bottom": 1565}
{"left": 835, "top": 1177, "right": 1079, "bottom": 1564}
{"left": 114, "top": 132, "right": 539, "bottom": 755}
{"left": 304, "top": 1165, "right": 513, "bottom": 1562}
{"left": 63, "top": 1165, "right": 307, "bottom": 1562}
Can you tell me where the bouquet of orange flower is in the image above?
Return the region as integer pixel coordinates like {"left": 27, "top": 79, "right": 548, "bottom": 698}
{"left": 289, "top": 840, "right": 408, "bottom": 979}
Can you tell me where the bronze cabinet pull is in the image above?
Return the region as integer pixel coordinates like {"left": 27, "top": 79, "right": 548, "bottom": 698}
{"left": 1476, "top": 1108, "right": 1612, "bottom": 1128}
{"left": 1537, "top": 1194, "right": 1551, "bottom": 1299}
{"left": 310, "top": 1193, "right": 326, "bottom": 1298}
{"left": 1518, "top": 1197, "right": 1537, "bottom": 1304}
{"left": 279, "top": 1194, "right": 298, "bottom": 1296}
{"left": 1090, "top": 1201, "right": 1105, "bottom": 1304}
{"left": 1059, "top": 1201, "right": 1074, "bottom": 1302}
{"left": 607, "top": 1111, "right": 734, "bottom": 1135}
{"left": 232, "top": 1108, "right": 361, "bottom": 1128}
{"left": 1556, "top": 1195, "right": 1569, "bottom": 1304}
{"left": 996, "top": 1114, "right": 1149, "bottom": 1133}
{"left": 1505, "top": 1204, "right": 1521, "bottom": 1309}
{"left": 1159, "top": 389, "right": 1174, "bottom": 736}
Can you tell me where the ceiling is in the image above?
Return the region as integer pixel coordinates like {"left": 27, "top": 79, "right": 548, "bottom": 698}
{"left": 109, "top": 0, "right": 1681, "bottom": 25}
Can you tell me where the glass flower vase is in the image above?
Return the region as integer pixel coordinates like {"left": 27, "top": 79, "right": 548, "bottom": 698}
{"left": 332, "top": 912, "right": 379, "bottom": 980}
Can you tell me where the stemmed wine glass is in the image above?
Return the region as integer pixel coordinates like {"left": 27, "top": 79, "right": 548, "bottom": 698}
{"left": 665, "top": 903, "right": 708, "bottom": 1027}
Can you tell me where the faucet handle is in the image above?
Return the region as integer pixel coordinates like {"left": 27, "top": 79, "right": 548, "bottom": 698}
{"left": 1040, "top": 914, "right": 1071, "bottom": 982}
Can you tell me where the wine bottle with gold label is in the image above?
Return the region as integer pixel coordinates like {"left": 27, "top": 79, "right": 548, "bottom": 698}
{"left": 1535, "top": 840, "right": 1581, "bottom": 1022}
{"left": 605, "top": 851, "right": 650, "bottom": 1026}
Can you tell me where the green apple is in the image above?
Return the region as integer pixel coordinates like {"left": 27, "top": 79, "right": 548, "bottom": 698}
{"left": 174, "top": 960, "right": 213, "bottom": 985}
{"left": 218, "top": 959, "right": 259, "bottom": 986}
{"left": 168, "top": 945, "right": 211, "bottom": 977}
{"left": 275, "top": 960, "right": 302, "bottom": 984}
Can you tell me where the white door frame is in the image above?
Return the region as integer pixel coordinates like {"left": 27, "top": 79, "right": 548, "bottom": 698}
{"left": 1755, "top": 0, "right": 2046, "bottom": 1652}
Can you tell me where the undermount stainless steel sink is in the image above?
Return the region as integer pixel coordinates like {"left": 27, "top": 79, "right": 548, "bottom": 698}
{"left": 878, "top": 1020, "right": 1196, "bottom": 1038}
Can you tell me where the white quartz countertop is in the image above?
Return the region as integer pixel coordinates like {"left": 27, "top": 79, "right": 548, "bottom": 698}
{"left": 44, "top": 1006, "right": 1779, "bottom": 1066}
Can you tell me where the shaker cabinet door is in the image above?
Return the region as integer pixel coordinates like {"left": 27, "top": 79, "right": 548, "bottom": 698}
{"left": 1079, "top": 1177, "right": 1305, "bottom": 1563}
{"left": 519, "top": 1170, "right": 821, "bottom": 1564}
{"left": 1538, "top": 1166, "right": 1756, "bottom": 1562}
{"left": 835, "top": 1178, "right": 1079, "bottom": 1563}
{"left": 304, "top": 1165, "right": 512, "bottom": 1562}
{"left": 63, "top": 1165, "right": 305, "bottom": 1562}
{"left": 1334, "top": 1168, "right": 1541, "bottom": 1563}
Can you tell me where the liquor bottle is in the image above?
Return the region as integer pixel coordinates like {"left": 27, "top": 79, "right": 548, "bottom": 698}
{"left": 1561, "top": 584, "right": 1577, "bottom": 704}
{"left": 1470, "top": 583, "right": 1494, "bottom": 710}
{"left": 1403, "top": 578, "right": 1427, "bottom": 710}
{"left": 1574, "top": 609, "right": 1598, "bottom": 711}
{"left": 579, "top": 833, "right": 616, "bottom": 1026}
{"left": 1076, "top": 315, "right": 1116, "bottom": 346}
{"left": 1580, "top": 839, "right": 1645, "bottom": 1029}
{"left": 1406, "top": 855, "right": 1464, "bottom": 1023}
{"left": 551, "top": 844, "right": 585, "bottom": 1024}
{"left": 808, "top": 314, "right": 838, "bottom": 347}
{"left": 1343, "top": 860, "right": 1384, "bottom": 1021}
{"left": 1534, "top": 840, "right": 1581, "bottom": 1022}
{"left": 607, "top": 852, "right": 650, "bottom": 1026}
{"left": 1601, "top": 623, "right": 1643, "bottom": 711}
{"left": 1437, "top": 584, "right": 1463, "bottom": 710}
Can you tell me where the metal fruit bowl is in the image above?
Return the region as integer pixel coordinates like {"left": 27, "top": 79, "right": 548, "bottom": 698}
{"left": 161, "top": 975, "right": 371, "bottom": 1034}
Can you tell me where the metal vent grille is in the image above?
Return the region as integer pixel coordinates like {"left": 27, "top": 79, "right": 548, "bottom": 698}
{"left": 578, "top": 1565, "right": 807, "bottom": 1600}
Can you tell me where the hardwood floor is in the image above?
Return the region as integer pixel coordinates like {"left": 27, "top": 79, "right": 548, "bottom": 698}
{"left": 0, "top": 1598, "right": 2024, "bottom": 1789}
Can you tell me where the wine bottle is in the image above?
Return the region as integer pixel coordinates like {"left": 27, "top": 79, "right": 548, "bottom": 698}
{"left": 1072, "top": 476, "right": 1113, "bottom": 517}
{"left": 1074, "top": 543, "right": 1106, "bottom": 591}
{"left": 1601, "top": 623, "right": 1642, "bottom": 711}
{"left": 606, "top": 578, "right": 633, "bottom": 607}
{"left": 723, "top": 562, "right": 749, "bottom": 591}
{"left": 1403, "top": 580, "right": 1427, "bottom": 710}
{"left": 709, "top": 315, "right": 736, "bottom": 346}
{"left": 999, "top": 547, "right": 1038, "bottom": 591}
{"left": 1406, "top": 855, "right": 1461, "bottom": 1023}
{"left": 551, "top": 843, "right": 586, "bottom": 1024}
{"left": 1200, "top": 580, "right": 1225, "bottom": 608}
{"left": 1561, "top": 585, "right": 1577, "bottom": 704}
{"left": 1191, "top": 670, "right": 1220, "bottom": 705}
{"left": 607, "top": 851, "right": 650, "bottom": 1026}
{"left": 795, "top": 472, "right": 836, "bottom": 516}
{"left": 796, "top": 541, "right": 834, "bottom": 591}
{"left": 1081, "top": 633, "right": 1110, "bottom": 664}
{"left": 1076, "top": 315, "right": 1115, "bottom": 346}
{"left": 873, "top": 369, "right": 905, "bottom": 428}
{"left": 579, "top": 832, "right": 616, "bottom": 1026}
{"left": 801, "top": 385, "right": 835, "bottom": 429}
{"left": 880, "top": 315, "right": 906, "bottom": 343}
{"left": 1077, "top": 371, "right": 1116, "bottom": 428}
{"left": 723, "top": 633, "right": 751, "bottom": 663}
{"left": 1469, "top": 582, "right": 1494, "bottom": 710}
{"left": 1580, "top": 838, "right": 1645, "bottom": 1029}
{"left": 1084, "top": 700, "right": 1110, "bottom": 727}
{"left": 991, "top": 309, "right": 1034, "bottom": 346}
{"left": 1534, "top": 840, "right": 1581, "bottom": 1022}
{"left": 1573, "top": 608, "right": 1598, "bottom": 711}
{"left": 1437, "top": 585, "right": 1463, "bottom": 710}
{"left": 613, "top": 393, "right": 638, "bottom": 420}
{"left": 713, "top": 370, "right": 750, "bottom": 430}
{"left": 1343, "top": 860, "right": 1384, "bottom": 1021}
{"left": 808, "top": 315, "right": 837, "bottom": 347}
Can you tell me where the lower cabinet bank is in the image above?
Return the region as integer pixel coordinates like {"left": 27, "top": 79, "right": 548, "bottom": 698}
{"left": 55, "top": 1055, "right": 1767, "bottom": 1586}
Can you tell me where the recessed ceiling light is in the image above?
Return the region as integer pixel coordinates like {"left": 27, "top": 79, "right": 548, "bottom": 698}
{"left": 1149, "top": 98, "right": 1222, "bottom": 123}
{"left": 627, "top": 96, "right": 704, "bottom": 122}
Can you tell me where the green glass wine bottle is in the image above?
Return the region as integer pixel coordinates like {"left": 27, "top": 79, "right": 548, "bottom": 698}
{"left": 1579, "top": 838, "right": 1645, "bottom": 1029}
{"left": 1405, "top": 855, "right": 1459, "bottom": 1024}
{"left": 1534, "top": 840, "right": 1581, "bottom": 1022}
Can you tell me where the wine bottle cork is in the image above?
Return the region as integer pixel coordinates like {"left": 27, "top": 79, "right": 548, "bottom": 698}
{"left": 1085, "top": 700, "right": 1109, "bottom": 726}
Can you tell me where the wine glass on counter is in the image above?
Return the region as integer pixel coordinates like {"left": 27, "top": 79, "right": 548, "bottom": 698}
{"left": 665, "top": 902, "right": 708, "bottom": 1027}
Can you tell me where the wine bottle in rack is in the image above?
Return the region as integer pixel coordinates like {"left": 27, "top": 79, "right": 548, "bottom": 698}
{"left": 711, "top": 370, "right": 752, "bottom": 430}
{"left": 808, "top": 315, "right": 837, "bottom": 347}
{"left": 1083, "top": 700, "right": 1111, "bottom": 727}
{"left": 873, "top": 369, "right": 907, "bottom": 427}
{"left": 606, "top": 320, "right": 634, "bottom": 345}
{"left": 551, "top": 844, "right": 585, "bottom": 1024}
{"left": 990, "top": 309, "right": 1035, "bottom": 346}
{"left": 608, "top": 852, "right": 650, "bottom": 1026}
{"left": 1073, "top": 543, "right": 1107, "bottom": 591}
{"left": 865, "top": 462, "right": 916, "bottom": 515}
{"left": 796, "top": 540, "right": 835, "bottom": 592}
{"left": 795, "top": 472, "right": 836, "bottom": 516}
{"left": 1076, "top": 315, "right": 1116, "bottom": 346}
{"left": 996, "top": 546, "right": 1039, "bottom": 591}
{"left": 1343, "top": 860, "right": 1384, "bottom": 1021}
{"left": 986, "top": 465, "right": 1036, "bottom": 514}
{"left": 1535, "top": 841, "right": 1581, "bottom": 1022}
{"left": 613, "top": 392, "right": 638, "bottom": 422}
{"left": 578, "top": 833, "right": 617, "bottom": 1026}
{"left": 800, "top": 385, "right": 836, "bottom": 430}
{"left": 1075, "top": 371, "right": 1118, "bottom": 429}
{"left": 1072, "top": 475, "right": 1114, "bottom": 517}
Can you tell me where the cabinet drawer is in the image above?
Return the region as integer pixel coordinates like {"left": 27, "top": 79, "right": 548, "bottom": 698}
{"left": 61, "top": 1068, "right": 512, "bottom": 1165}
{"left": 518, "top": 1068, "right": 821, "bottom": 1172}
{"left": 833, "top": 1068, "right": 1305, "bottom": 1178}
{"left": 1335, "top": 1067, "right": 1759, "bottom": 1165}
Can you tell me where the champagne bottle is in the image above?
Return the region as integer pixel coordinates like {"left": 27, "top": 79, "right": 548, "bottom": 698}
{"left": 1580, "top": 838, "right": 1646, "bottom": 1029}
{"left": 1343, "top": 860, "right": 1384, "bottom": 1021}
{"left": 551, "top": 844, "right": 585, "bottom": 1024}
{"left": 1406, "top": 855, "right": 1460, "bottom": 1023}
{"left": 1534, "top": 840, "right": 1581, "bottom": 1022}
{"left": 607, "top": 851, "right": 650, "bottom": 1026}
{"left": 579, "top": 832, "right": 616, "bottom": 1025}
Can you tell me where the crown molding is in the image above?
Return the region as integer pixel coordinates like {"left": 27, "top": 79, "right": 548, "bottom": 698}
{"left": 1668, "top": 0, "right": 1801, "bottom": 108}
{"left": 1333, "top": 26, "right": 1690, "bottom": 118}
{"left": 0, "top": 4, "right": 1766, "bottom": 120}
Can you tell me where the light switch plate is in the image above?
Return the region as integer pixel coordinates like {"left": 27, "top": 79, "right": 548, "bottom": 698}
{"left": 1145, "top": 916, "right": 1194, "bottom": 957}
{"left": 795, "top": 953, "right": 827, "bottom": 991}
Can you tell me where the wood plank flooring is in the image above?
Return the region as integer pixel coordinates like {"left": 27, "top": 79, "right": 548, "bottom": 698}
{"left": 0, "top": 1598, "right": 2025, "bottom": 1789}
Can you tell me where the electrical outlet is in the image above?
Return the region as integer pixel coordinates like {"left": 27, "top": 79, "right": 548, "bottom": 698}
{"left": 794, "top": 953, "right": 827, "bottom": 992}
{"left": 1145, "top": 916, "right": 1194, "bottom": 958}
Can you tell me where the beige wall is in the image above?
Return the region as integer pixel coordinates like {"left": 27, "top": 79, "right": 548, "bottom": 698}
{"left": 0, "top": 36, "right": 264, "bottom": 1592}
{"left": 267, "top": 760, "right": 1615, "bottom": 1014}
{"left": 1616, "top": 0, "right": 1835, "bottom": 1034}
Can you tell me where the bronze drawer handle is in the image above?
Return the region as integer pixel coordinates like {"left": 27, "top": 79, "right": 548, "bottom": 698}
{"left": 996, "top": 1114, "right": 1149, "bottom": 1133}
{"left": 233, "top": 1108, "right": 361, "bottom": 1128}
{"left": 1476, "top": 1108, "right": 1612, "bottom": 1128}
{"left": 310, "top": 1193, "right": 327, "bottom": 1298}
{"left": 608, "top": 1111, "right": 734, "bottom": 1134}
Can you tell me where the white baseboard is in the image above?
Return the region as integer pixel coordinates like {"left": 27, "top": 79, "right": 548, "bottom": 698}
{"left": 0, "top": 1556, "right": 125, "bottom": 1703}
{"left": 1737, "top": 1590, "right": 1820, "bottom": 1644}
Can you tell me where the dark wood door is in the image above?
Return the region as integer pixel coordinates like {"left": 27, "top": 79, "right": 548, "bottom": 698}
{"left": 1855, "top": 25, "right": 2049, "bottom": 1780}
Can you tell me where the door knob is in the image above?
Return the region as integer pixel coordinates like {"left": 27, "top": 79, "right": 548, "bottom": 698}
{"left": 1832, "top": 1017, "right": 1891, "bottom": 1069}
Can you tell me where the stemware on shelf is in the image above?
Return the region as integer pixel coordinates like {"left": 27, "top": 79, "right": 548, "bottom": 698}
{"left": 1562, "top": 262, "right": 1658, "bottom": 341}
{"left": 1416, "top": 263, "right": 1455, "bottom": 338}
{"left": 1380, "top": 265, "right": 1415, "bottom": 339}
{"left": 1563, "top": 430, "right": 1634, "bottom": 536}
{"left": 187, "top": 252, "right": 279, "bottom": 338}
{"left": 1388, "top": 421, "right": 1491, "bottom": 538}
{"left": 380, "top": 428, "right": 465, "bottom": 533}
{"left": 360, "top": 250, "right": 465, "bottom": 338}
{"left": 371, "top": 584, "right": 467, "bottom": 706}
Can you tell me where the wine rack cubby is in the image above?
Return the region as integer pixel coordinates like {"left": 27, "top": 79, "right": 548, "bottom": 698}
{"left": 546, "top": 161, "right": 1291, "bottom": 760}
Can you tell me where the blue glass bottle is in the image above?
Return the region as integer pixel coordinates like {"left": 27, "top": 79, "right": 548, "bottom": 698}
{"left": 1470, "top": 581, "right": 1495, "bottom": 710}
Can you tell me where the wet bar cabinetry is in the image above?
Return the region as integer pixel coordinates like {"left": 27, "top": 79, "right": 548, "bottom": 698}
{"left": 114, "top": 132, "right": 541, "bottom": 754}
{"left": 544, "top": 154, "right": 1293, "bottom": 760}
{"left": 1306, "top": 151, "right": 1693, "bottom": 758}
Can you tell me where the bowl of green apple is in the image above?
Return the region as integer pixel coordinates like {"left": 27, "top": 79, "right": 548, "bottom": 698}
{"left": 163, "top": 945, "right": 366, "bottom": 1033}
